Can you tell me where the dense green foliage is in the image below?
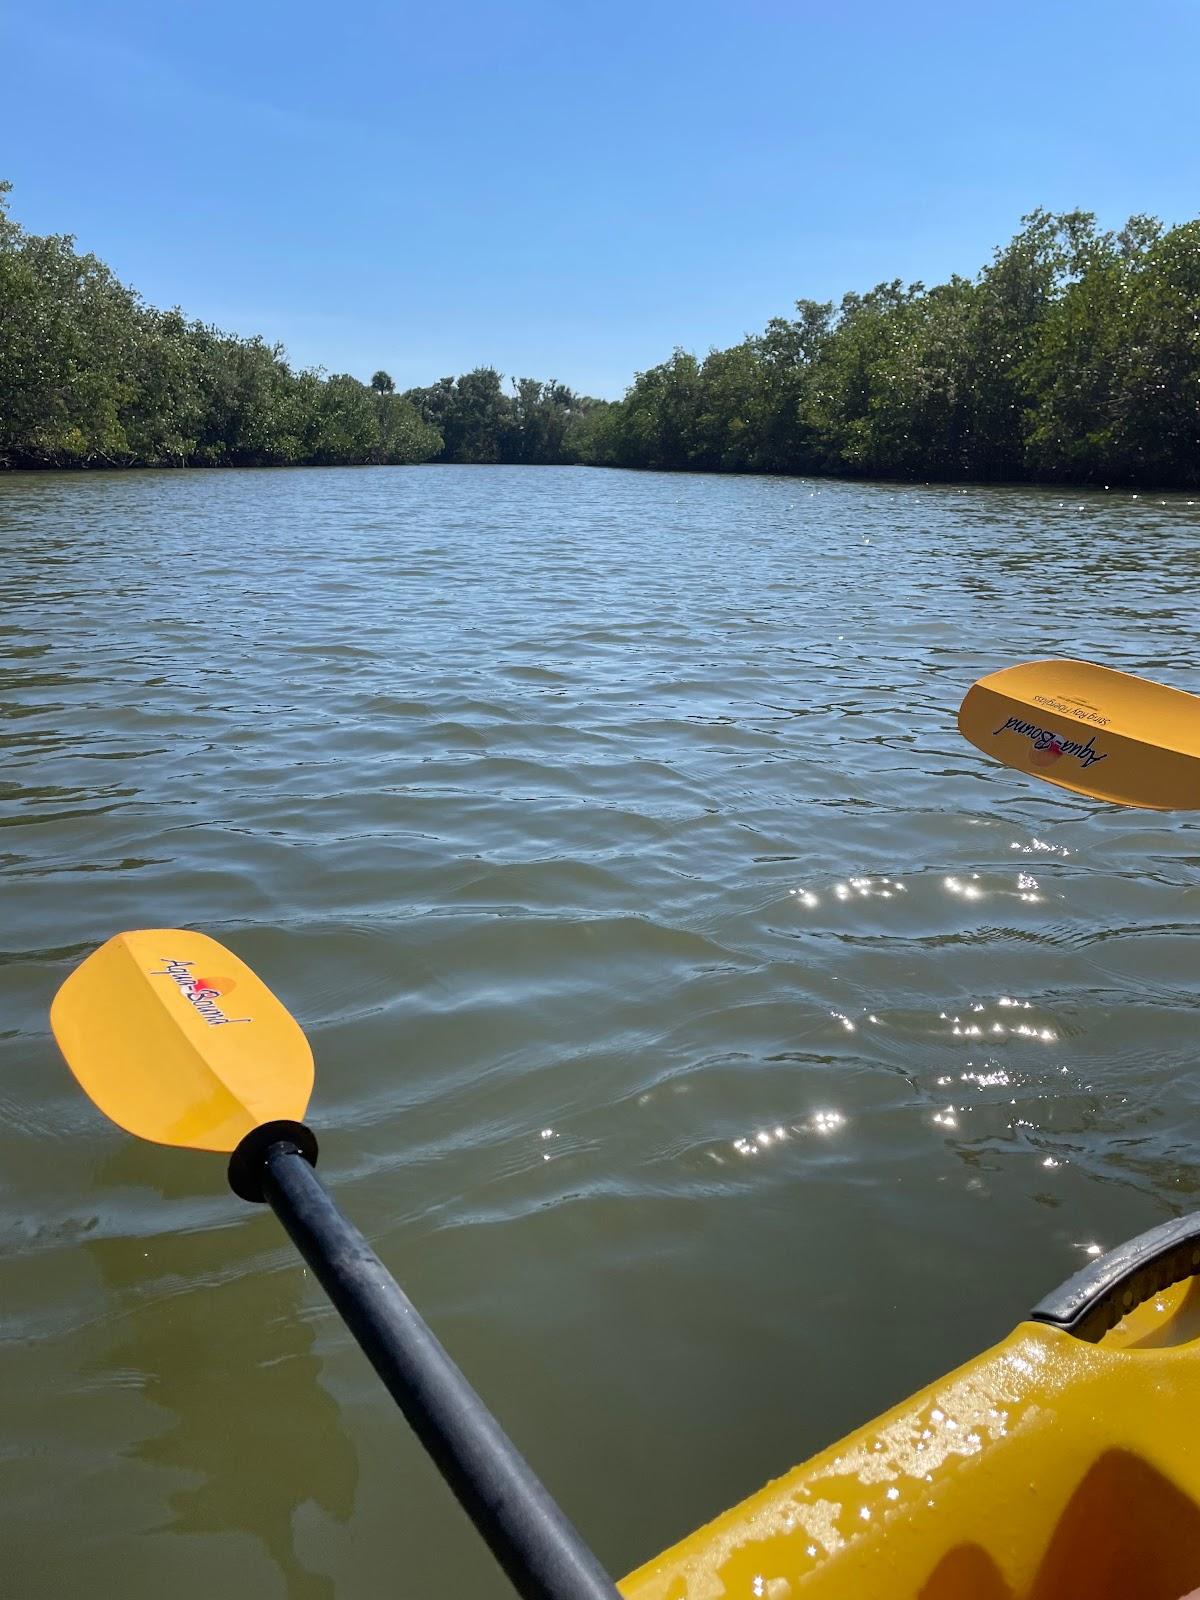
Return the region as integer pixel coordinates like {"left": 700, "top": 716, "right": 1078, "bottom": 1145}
{"left": 403, "top": 370, "right": 610, "bottom": 465}
{"left": 2, "top": 183, "right": 1196, "bottom": 484}
{"left": 598, "top": 210, "right": 1200, "bottom": 486}
{"left": 0, "top": 184, "right": 440, "bottom": 469}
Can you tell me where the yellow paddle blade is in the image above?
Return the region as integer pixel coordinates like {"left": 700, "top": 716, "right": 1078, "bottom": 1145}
{"left": 958, "top": 659, "right": 1200, "bottom": 810}
{"left": 51, "top": 929, "right": 314, "bottom": 1152}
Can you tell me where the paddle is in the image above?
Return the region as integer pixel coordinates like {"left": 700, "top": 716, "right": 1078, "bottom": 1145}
{"left": 957, "top": 658, "right": 1200, "bottom": 810}
{"left": 51, "top": 928, "right": 622, "bottom": 1600}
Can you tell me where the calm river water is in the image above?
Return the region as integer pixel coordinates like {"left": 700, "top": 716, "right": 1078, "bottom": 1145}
{"left": 2, "top": 464, "right": 1199, "bottom": 1597}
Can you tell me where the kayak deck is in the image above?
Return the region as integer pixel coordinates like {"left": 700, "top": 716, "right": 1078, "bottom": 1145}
{"left": 620, "top": 1276, "right": 1200, "bottom": 1599}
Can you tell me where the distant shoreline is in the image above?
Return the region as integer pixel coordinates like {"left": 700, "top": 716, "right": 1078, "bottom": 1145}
{"left": 3, "top": 182, "right": 1198, "bottom": 489}
{"left": 4, "top": 459, "right": 1194, "bottom": 497}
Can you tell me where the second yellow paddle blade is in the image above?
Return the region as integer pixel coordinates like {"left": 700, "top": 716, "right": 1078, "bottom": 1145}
{"left": 958, "top": 658, "right": 1200, "bottom": 810}
{"left": 51, "top": 929, "right": 314, "bottom": 1152}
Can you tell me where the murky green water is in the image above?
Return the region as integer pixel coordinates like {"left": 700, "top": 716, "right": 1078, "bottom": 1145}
{"left": 2, "top": 464, "right": 1199, "bottom": 1597}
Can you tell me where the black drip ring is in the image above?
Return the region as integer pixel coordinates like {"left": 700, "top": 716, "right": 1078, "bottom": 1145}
{"left": 228, "top": 1119, "right": 319, "bottom": 1203}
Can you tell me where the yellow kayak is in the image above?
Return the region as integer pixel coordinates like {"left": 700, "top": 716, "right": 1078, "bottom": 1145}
{"left": 622, "top": 1214, "right": 1200, "bottom": 1599}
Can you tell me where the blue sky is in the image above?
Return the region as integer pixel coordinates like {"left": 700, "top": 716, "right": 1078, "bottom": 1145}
{"left": 4, "top": 0, "right": 1199, "bottom": 398}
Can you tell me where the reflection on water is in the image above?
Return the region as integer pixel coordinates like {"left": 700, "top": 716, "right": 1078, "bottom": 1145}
{"left": 84, "top": 1169, "right": 356, "bottom": 1597}
{"left": 1, "top": 466, "right": 1200, "bottom": 1596}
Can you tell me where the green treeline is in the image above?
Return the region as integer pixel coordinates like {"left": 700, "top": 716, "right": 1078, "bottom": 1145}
{"left": 0, "top": 182, "right": 440, "bottom": 469}
{"left": 2, "top": 181, "right": 1198, "bottom": 485}
{"left": 401, "top": 371, "right": 610, "bottom": 466}
{"left": 595, "top": 209, "right": 1200, "bottom": 486}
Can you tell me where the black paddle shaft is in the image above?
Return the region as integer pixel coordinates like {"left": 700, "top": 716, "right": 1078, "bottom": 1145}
{"left": 257, "top": 1137, "right": 623, "bottom": 1600}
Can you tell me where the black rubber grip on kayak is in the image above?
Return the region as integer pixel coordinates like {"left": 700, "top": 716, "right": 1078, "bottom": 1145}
{"left": 1030, "top": 1211, "right": 1200, "bottom": 1342}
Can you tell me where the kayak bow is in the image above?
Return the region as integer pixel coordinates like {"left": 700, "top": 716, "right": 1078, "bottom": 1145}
{"left": 621, "top": 1214, "right": 1200, "bottom": 1598}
